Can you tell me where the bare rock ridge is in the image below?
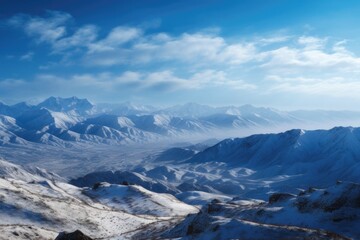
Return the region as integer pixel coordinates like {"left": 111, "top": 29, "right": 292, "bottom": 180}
{"left": 55, "top": 230, "right": 93, "bottom": 240}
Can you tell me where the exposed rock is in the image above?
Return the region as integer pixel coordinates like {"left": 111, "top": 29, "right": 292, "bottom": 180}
{"left": 55, "top": 230, "right": 92, "bottom": 240}
{"left": 268, "top": 192, "right": 295, "bottom": 204}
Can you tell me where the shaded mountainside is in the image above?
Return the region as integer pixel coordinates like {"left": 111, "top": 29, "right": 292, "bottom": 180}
{"left": 189, "top": 127, "right": 360, "bottom": 188}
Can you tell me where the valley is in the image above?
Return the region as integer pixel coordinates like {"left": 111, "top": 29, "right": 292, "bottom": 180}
{"left": 3, "top": 1, "right": 360, "bottom": 239}
{"left": 1, "top": 115, "right": 360, "bottom": 239}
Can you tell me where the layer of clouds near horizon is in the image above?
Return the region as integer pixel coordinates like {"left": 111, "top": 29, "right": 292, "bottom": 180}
{"left": 2, "top": 10, "right": 360, "bottom": 108}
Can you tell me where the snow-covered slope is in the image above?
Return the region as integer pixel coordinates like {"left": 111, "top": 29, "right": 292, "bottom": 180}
{"left": 68, "top": 126, "right": 360, "bottom": 201}
{"left": 237, "top": 104, "right": 298, "bottom": 124}
{"left": 2, "top": 97, "right": 360, "bottom": 146}
{"left": 2, "top": 123, "right": 360, "bottom": 239}
{"left": 0, "top": 115, "right": 26, "bottom": 145}
{"left": 0, "top": 102, "right": 35, "bottom": 118}
{"left": 70, "top": 170, "right": 180, "bottom": 194}
{"left": 17, "top": 108, "right": 81, "bottom": 130}
{"left": 64, "top": 126, "right": 360, "bottom": 205}
{"left": 0, "top": 159, "right": 62, "bottom": 182}
{"left": 0, "top": 159, "right": 197, "bottom": 239}
{"left": 83, "top": 182, "right": 197, "bottom": 217}
{"left": 189, "top": 127, "right": 360, "bottom": 190}
{"left": 163, "top": 193, "right": 354, "bottom": 240}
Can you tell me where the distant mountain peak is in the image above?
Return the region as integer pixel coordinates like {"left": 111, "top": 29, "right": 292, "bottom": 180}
{"left": 161, "top": 102, "right": 216, "bottom": 117}
{"left": 37, "top": 96, "right": 94, "bottom": 114}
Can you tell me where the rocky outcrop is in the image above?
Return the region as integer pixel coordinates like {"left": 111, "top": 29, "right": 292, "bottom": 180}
{"left": 55, "top": 230, "right": 93, "bottom": 240}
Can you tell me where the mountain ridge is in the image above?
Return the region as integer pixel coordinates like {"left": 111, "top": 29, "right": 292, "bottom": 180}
{"left": 1, "top": 96, "right": 360, "bottom": 146}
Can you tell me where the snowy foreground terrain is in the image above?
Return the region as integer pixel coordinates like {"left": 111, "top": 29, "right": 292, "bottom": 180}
{"left": 1, "top": 97, "right": 360, "bottom": 239}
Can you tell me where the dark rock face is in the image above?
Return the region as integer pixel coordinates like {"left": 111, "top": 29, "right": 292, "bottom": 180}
{"left": 295, "top": 182, "right": 360, "bottom": 213}
{"left": 55, "top": 230, "right": 93, "bottom": 240}
{"left": 207, "top": 199, "right": 222, "bottom": 213}
{"left": 268, "top": 193, "right": 296, "bottom": 204}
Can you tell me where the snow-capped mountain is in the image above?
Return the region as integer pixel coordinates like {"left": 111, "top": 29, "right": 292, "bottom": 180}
{"left": 37, "top": 96, "right": 95, "bottom": 115}
{"left": 2, "top": 125, "right": 360, "bottom": 239}
{"left": 188, "top": 127, "right": 360, "bottom": 195}
{"left": 0, "top": 101, "right": 36, "bottom": 118}
{"left": 95, "top": 101, "right": 158, "bottom": 115}
{"left": 66, "top": 126, "right": 360, "bottom": 198}
{"left": 159, "top": 102, "right": 219, "bottom": 117}
{"left": 17, "top": 108, "right": 81, "bottom": 130}
{"left": 67, "top": 125, "right": 360, "bottom": 239}
{"left": 2, "top": 96, "right": 360, "bottom": 147}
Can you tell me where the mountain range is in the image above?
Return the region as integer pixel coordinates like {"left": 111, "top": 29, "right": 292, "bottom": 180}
{"left": 1, "top": 125, "right": 360, "bottom": 239}
{"left": 2, "top": 96, "right": 360, "bottom": 147}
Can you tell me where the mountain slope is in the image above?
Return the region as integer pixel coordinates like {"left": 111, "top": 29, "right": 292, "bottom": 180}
{"left": 0, "top": 159, "right": 197, "bottom": 239}
{"left": 83, "top": 182, "right": 197, "bottom": 217}
{"left": 189, "top": 127, "right": 360, "bottom": 192}
{"left": 2, "top": 97, "right": 360, "bottom": 146}
{"left": 163, "top": 186, "right": 356, "bottom": 240}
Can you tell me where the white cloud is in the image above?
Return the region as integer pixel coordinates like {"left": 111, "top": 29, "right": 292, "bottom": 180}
{"left": 298, "top": 36, "right": 327, "bottom": 50}
{"left": 261, "top": 37, "right": 360, "bottom": 72}
{"left": 33, "top": 69, "right": 255, "bottom": 92}
{"left": 53, "top": 25, "right": 98, "bottom": 52}
{"left": 190, "top": 70, "right": 256, "bottom": 89}
{"left": 84, "top": 32, "right": 257, "bottom": 67}
{"left": 219, "top": 43, "right": 256, "bottom": 64}
{"left": 261, "top": 37, "right": 360, "bottom": 97}
{"left": 160, "top": 33, "right": 225, "bottom": 61}
{"left": 8, "top": 11, "right": 72, "bottom": 44}
{"left": 8, "top": 12, "right": 100, "bottom": 53}
{"left": 20, "top": 52, "right": 34, "bottom": 61}
{"left": 258, "top": 35, "right": 291, "bottom": 44}
{"left": 88, "top": 26, "right": 142, "bottom": 53}
{"left": 150, "top": 33, "right": 172, "bottom": 42}
{"left": 267, "top": 75, "right": 360, "bottom": 97}
{"left": 7, "top": 11, "right": 360, "bottom": 100}
{"left": 0, "top": 78, "right": 26, "bottom": 88}
{"left": 332, "top": 40, "right": 350, "bottom": 54}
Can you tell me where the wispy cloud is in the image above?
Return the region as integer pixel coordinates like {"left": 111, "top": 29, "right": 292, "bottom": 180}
{"left": 84, "top": 32, "right": 257, "bottom": 67}
{"left": 266, "top": 75, "right": 360, "bottom": 97}
{"left": 258, "top": 35, "right": 291, "bottom": 44}
{"left": 260, "top": 39, "right": 360, "bottom": 72}
{"left": 297, "top": 36, "right": 327, "bottom": 50}
{"left": 35, "top": 70, "right": 256, "bottom": 91}
{"left": 53, "top": 25, "right": 98, "bottom": 52}
{"left": 6, "top": 11, "right": 360, "bottom": 100}
{"left": 6, "top": 12, "right": 257, "bottom": 67}
{"left": 8, "top": 11, "right": 71, "bottom": 44}
{"left": 20, "top": 52, "right": 34, "bottom": 61}
{"left": 88, "top": 26, "right": 142, "bottom": 53}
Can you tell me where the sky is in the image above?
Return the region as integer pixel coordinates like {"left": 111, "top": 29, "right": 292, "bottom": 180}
{"left": 1, "top": 0, "right": 360, "bottom": 109}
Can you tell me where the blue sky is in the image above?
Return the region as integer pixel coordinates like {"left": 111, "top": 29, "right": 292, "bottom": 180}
{"left": 2, "top": 0, "right": 360, "bottom": 109}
